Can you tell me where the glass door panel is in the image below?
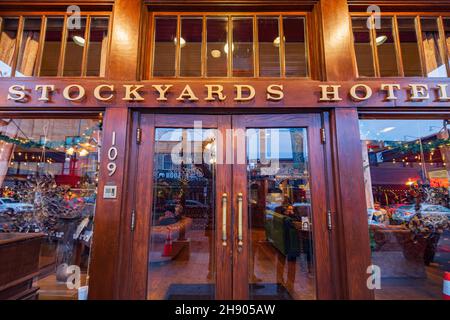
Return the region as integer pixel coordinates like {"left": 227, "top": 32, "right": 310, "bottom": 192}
{"left": 232, "top": 114, "right": 332, "bottom": 300}
{"left": 247, "top": 128, "right": 316, "bottom": 300}
{"left": 147, "top": 126, "right": 219, "bottom": 300}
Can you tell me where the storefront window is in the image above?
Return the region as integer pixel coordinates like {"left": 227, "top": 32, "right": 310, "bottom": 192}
{"left": 0, "top": 117, "right": 101, "bottom": 299}
{"left": 351, "top": 17, "right": 375, "bottom": 77}
{"left": 376, "top": 18, "right": 399, "bottom": 77}
{"left": 421, "top": 17, "right": 447, "bottom": 77}
{"left": 1, "top": 14, "right": 109, "bottom": 77}
{"left": 397, "top": 18, "right": 422, "bottom": 77}
{"left": 0, "top": 17, "right": 19, "bottom": 77}
{"left": 180, "top": 17, "right": 202, "bottom": 77}
{"left": 151, "top": 14, "right": 308, "bottom": 78}
{"left": 360, "top": 119, "right": 450, "bottom": 299}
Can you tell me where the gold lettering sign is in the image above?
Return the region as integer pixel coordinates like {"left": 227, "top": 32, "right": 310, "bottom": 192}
{"left": 4, "top": 82, "right": 450, "bottom": 105}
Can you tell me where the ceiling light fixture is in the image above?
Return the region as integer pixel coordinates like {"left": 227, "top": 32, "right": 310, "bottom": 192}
{"left": 380, "top": 127, "right": 396, "bottom": 133}
{"left": 72, "top": 35, "right": 86, "bottom": 47}
{"left": 273, "top": 36, "right": 286, "bottom": 48}
{"left": 224, "top": 43, "right": 234, "bottom": 54}
{"left": 173, "top": 37, "right": 186, "bottom": 48}
{"left": 211, "top": 49, "right": 221, "bottom": 58}
{"left": 376, "top": 35, "right": 388, "bottom": 46}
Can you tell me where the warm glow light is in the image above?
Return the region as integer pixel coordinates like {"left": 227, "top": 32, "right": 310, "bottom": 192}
{"left": 405, "top": 179, "right": 416, "bottom": 186}
{"left": 376, "top": 35, "right": 388, "bottom": 46}
{"left": 174, "top": 37, "right": 186, "bottom": 48}
{"left": 224, "top": 43, "right": 234, "bottom": 54}
{"left": 273, "top": 36, "right": 285, "bottom": 47}
{"left": 72, "top": 35, "right": 86, "bottom": 47}
{"left": 66, "top": 147, "right": 75, "bottom": 156}
{"left": 211, "top": 49, "right": 221, "bottom": 58}
{"left": 79, "top": 149, "right": 89, "bottom": 157}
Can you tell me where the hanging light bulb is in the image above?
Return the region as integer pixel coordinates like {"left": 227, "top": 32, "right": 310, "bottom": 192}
{"left": 224, "top": 43, "right": 234, "bottom": 54}
{"left": 173, "top": 37, "right": 186, "bottom": 48}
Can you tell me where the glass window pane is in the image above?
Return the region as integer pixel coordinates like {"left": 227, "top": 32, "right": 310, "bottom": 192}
{"left": 398, "top": 18, "right": 422, "bottom": 77}
{"left": 63, "top": 17, "right": 86, "bottom": 76}
{"left": 444, "top": 18, "right": 450, "bottom": 72}
{"left": 352, "top": 17, "right": 375, "bottom": 77}
{"left": 232, "top": 17, "right": 254, "bottom": 77}
{"left": 0, "top": 18, "right": 19, "bottom": 77}
{"left": 376, "top": 18, "right": 399, "bottom": 77}
{"left": 40, "top": 17, "right": 64, "bottom": 77}
{"left": 180, "top": 17, "right": 202, "bottom": 77}
{"left": 0, "top": 117, "right": 101, "bottom": 299}
{"left": 153, "top": 16, "right": 177, "bottom": 77}
{"left": 360, "top": 119, "right": 450, "bottom": 300}
{"left": 15, "top": 17, "right": 41, "bottom": 77}
{"left": 421, "top": 17, "right": 447, "bottom": 77}
{"left": 258, "top": 17, "right": 280, "bottom": 77}
{"left": 248, "top": 128, "right": 316, "bottom": 299}
{"left": 206, "top": 17, "right": 228, "bottom": 77}
{"left": 147, "top": 128, "right": 217, "bottom": 299}
{"left": 283, "top": 16, "right": 308, "bottom": 77}
{"left": 86, "top": 17, "right": 109, "bottom": 77}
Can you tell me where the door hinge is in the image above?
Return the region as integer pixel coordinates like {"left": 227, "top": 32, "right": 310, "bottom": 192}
{"left": 320, "top": 128, "right": 326, "bottom": 144}
{"left": 327, "top": 210, "right": 332, "bottom": 231}
{"left": 131, "top": 209, "right": 136, "bottom": 231}
{"left": 136, "top": 128, "right": 142, "bottom": 144}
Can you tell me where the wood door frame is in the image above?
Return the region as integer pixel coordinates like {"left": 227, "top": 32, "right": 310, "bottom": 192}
{"left": 231, "top": 113, "right": 334, "bottom": 300}
{"left": 129, "top": 113, "right": 233, "bottom": 300}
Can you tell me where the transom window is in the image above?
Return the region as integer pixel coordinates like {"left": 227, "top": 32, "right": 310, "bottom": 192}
{"left": 351, "top": 14, "right": 450, "bottom": 78}
{"left": 150, "top": 13, "right": 309, "bottom": 78}
{"left": 0, "top": 14, "right": 110, "bottom": 77}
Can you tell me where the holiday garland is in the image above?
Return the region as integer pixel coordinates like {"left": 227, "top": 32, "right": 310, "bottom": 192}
{"left": 0, "top": 125, "right": 100, "bottom": 150}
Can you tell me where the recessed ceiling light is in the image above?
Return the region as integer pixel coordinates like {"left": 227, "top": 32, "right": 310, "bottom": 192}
{"left": 72, "top": 35, "right": 85, "bottom": 47}
{"left": 211, "top": 49, "right": 221, "bottom": 58}
{"left": 376, "top": 35, "right": 388, "bottom": 46}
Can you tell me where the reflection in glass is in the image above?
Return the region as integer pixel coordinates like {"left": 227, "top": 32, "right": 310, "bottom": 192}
{"left": 376, "top": 18, "right": 399, "bottom": 77}
{"left": 153, "top": 16, "right": 177, "bottom": 77}
{"left": 86, "top": 17, "right": 109, "bottom": 77}
{"left": 207, "top": 17, "right": 228, "bottom": 77}
{"left": 352, "top": 17, "right": 375, "bottom": 77}
{"left": 148, "top": 128, "right": 216, "bottom": 300}
{"left": 247, "top": 128, "right": 316, "bottom": 300}
{"left": 63, "top": 17, "right": 87, "bottom": 76}
{"left": 40, "top": 17, "right": 64, "bottom": 76}
{"left": 258, "top": 17, "right": 281, "bottom": 77}
{"left": 360, "top": 119, "right": 450, "bottom": 300}
{"left": 15, "top": 17, "right": 42, "bottom": 77}
{"left": 283, "top": 16, "right": 308, "bottom": 77}
{"left": 232, "top": 17, "right": 254, "bottom": 77}
{"left": 0, "top": 117, "right": 101, "bottom": 299}
{"left": 444, "top": 18, "right": 450, "bottom": 72}
{"left": 180, "top": 17, "right": 202, "bottom": 77}
{"left": 398, "top": 18, "right": 422, "bottom": 77}
{"left": 0, "top": 18, "right": 19, "bottom": 77}
{"left": 421, "top": 18, "right": 447, "bottom": 77}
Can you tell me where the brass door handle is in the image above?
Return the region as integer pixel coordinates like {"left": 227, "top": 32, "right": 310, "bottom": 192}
{"left": 237, "top": 193, "right": 243, "bottom": 252}
{"left": 222, "top": 193, "right": 227, "bottom": 246}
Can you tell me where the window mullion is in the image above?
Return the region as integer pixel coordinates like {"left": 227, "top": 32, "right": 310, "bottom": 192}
{"left": 253, "top": 15, "right": 258, "bottom": 78}
{"left": 201, "top": 15, "right": 206, "bottom": 77}
{"left": 34, "top": 15, "right": 47, "bottom": 76}
{"left": 415, "top": 15, "right": 427, "bottom": 77}
{"left": 57, "top": 15, "right": 69, "bottom": 77}
{"left": 437, "top": 16, "right": 450, "bottom": 77}
{"left": 175, "top": 15, "right": 181, "bottom": 78}
{"left": 227, "top": 16, "right": 232, "bottom": 78}
{"left": 369, "top": 15, "right": 381, "bottom": 77}
{"left": 279, "top": 15, "right": 286, "bottom": 78}
{"left": 392, "top": 15, "right": 405, "bottom": 77}
{"left": 11, "top": 15, "right": 25, "bottom": 77}
{"left": 81, "top": 15, "right": 91, "bottom": 77}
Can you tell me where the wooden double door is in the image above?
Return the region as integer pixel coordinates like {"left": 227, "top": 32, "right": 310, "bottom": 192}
{"left": 129, "top": 113, "right": 333, "bottom": 300}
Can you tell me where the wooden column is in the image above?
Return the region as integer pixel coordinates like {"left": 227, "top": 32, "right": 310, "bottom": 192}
{"left": 317, "top": 0, "right": 374, "bottom": 299}
{"left": 88, "top": 0, "right": 143, "bottom": 299}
